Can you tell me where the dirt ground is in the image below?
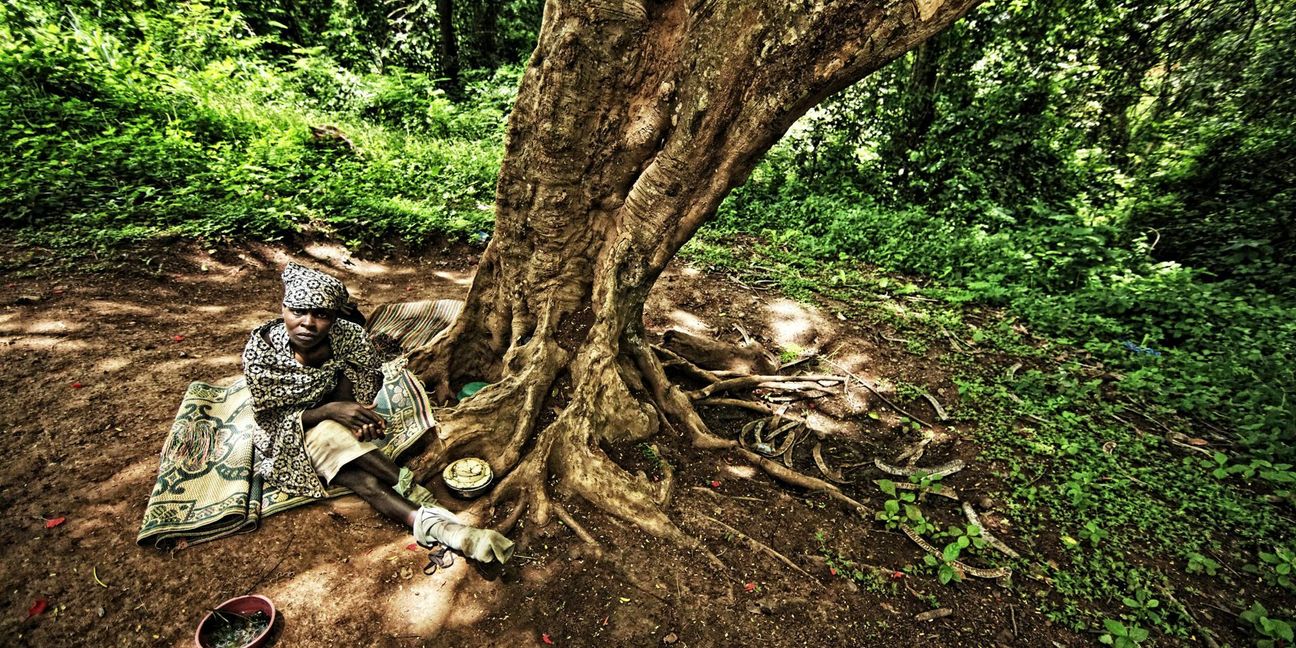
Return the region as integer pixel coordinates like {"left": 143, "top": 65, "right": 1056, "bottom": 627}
{"left": 0, "top": 237, "right": 1087, "bottom": 647}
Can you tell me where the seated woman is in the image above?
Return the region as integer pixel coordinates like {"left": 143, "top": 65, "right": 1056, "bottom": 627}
{"left": 241, "top": 262, "right": 512, "bottom": 563}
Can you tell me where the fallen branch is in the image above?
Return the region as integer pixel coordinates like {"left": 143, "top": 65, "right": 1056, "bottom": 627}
{"left": 687, "top": 486, "right": 766, "bottom": 503}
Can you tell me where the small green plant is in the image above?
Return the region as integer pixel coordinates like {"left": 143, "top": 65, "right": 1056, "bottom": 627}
{"left": 779, "top": 343, "right": 805, "bottom": 364}
{"left": 1185, "top": 552, "right": 1220, "bottom": 577}
{"left": 1120, "top": 587, "right": 1162, "bottom": 626}
{"left": 875, "top": 476, "right": 941, "bottom": 535}
{"left": 1253, "top": 546, "right": 1296, "bottom": 592}
{"left": 1239, "top": 602, "right": 1294, "bottom": 648}
{"left": 922, "top": 524, "right": 988, "bottom": 584}
{"left": 1099, "top": 619, "right": 1149, "bottom": 647}
{"left": 1080, "top": 520, "right": 1108, "bottom": 546}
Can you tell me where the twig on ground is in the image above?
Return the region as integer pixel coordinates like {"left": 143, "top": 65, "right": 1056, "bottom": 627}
{"left": 820, "top": 359, "right": 933, "bottom": 428}
{"left": 688, "top": 486, "right": 766, "bottom": 503}
{"left": 242, "top": 537, "right": 293, "bottom": 596}
{"left": 691, "top": 514, "right": 819, "bottom": 584}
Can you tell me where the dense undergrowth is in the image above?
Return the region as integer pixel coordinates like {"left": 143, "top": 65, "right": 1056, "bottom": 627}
{"left": 2, "top": 2, "right": 510, "bottom": 251}
{"left": 3, "top": 1, "right": 1294, "bottom": 644}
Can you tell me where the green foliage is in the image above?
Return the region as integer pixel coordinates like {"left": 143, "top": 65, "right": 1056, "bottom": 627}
{"left": 1100, "top": 618, "right": 1150, "bottom": 647}
{"left": 1240, "top": 602, "right": 1295, "bottom": 648}
{"left": 1251, "top": 546, "right": 1296, "bottom": 593}
{"left": 0, "top": 0, "right": 515, "bottom": 252}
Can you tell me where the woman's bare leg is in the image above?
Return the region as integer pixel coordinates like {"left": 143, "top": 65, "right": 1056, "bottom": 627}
{"left": 345, "top": 449, "right": 402, "bottom": 486}
{"left": 332, "top": 467, "right": 417, "bottom": 526}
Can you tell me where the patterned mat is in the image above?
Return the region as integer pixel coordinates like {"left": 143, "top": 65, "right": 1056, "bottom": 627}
{"left": 367, "top": 299, "right": 464, "bottom": 353}
{"left": 137, "top": 299, "right": 463, "bottom": 547}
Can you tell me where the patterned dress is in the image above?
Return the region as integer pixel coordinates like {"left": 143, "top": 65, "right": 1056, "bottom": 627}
{"left": 241, "top": 318, "right": 382, "bottom": 498}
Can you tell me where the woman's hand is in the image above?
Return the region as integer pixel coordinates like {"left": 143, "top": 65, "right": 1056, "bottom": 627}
{"left": 322, "top": 401, "right": 387, "bottom": 441}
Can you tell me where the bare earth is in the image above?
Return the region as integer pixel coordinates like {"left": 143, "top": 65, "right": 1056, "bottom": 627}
{"left": 0, "top": 239, "right": 1082, "bottom": 647}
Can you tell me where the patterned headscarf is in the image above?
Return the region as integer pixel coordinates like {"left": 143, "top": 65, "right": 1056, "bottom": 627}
{"left": 282, "top": 262, "right": 348, "bottom": 312}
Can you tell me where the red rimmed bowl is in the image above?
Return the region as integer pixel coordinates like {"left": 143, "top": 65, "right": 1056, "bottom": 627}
{"left": 194, "top": 595, "right": 276, "bottom": 648}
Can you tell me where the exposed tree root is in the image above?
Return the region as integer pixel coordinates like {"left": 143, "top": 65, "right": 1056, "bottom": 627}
{"left": 900, "top": 524, "right": 1012, "bottom": 581}
{"left": 661, "top": 329, "right": 778, "bottom": 375}
{"left": 552, "top": 502, "right": 600, "bottom": 545}
{"left": 652, "top": 345, "right": 723, "bottom": 384}
{"left": 687, "top": 374, "right": 842, "bottom": 400}
{"left": 737, "top": 449, "right": 870, "bottom": 518}
{"left": 961, "top": 502, "right": 1020, "bottom": 560}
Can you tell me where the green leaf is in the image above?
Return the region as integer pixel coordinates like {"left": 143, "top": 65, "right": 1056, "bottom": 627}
{"left": 877, "top": 479, "right": 897, "bottom": 496}
{"left": 943, "top": 543, "right": 962, "bottom": 562}
{"left": 904, "top": 504, "right": 922, "bottom": 521}
{"left": 1103, "top": 619, "right": 1127, "bottom": 636}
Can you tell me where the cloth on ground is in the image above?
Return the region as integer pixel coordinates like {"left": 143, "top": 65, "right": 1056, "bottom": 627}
{"left": 366, "top": 299, "right": 464, "bottom": 354}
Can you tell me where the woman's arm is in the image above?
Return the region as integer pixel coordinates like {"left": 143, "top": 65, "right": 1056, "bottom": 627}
{"left": 301, "top": 371, "right": 385, "bottom": 439}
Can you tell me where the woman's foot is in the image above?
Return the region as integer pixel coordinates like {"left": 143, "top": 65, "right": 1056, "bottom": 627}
{"left": 412, "top": 506, "right": 514, "bottom": 564}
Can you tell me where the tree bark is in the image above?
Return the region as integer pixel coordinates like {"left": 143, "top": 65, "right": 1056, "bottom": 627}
{"left": 436, "top": 0, "right": 461, "bottom": 93}
{"left": 407, "top": 0, "right": 984, "bottom": 547}
{"left": 886, "top": 31, "right": 945, "bottom": 176}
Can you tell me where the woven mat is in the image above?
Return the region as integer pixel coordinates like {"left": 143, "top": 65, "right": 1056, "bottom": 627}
{"left": 137, "top": 299, "right": 463, "bottom": 547}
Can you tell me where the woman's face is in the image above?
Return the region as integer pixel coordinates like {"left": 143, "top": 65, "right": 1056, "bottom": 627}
{"left": 282, "top": 305, "right": 336, "bottom": 350}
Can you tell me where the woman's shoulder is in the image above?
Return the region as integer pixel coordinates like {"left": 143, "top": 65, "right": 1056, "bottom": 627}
{"left": 330, "top": 318, "right": 368, "bottom": 341}
{"left": 243, "top": 319, "right": 286, "bottom": 356}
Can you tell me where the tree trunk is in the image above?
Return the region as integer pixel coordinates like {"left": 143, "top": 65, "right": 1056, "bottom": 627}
{"left": 886, "top": 31, "right": 945, "bottom": 179}
{"left": 407, "top": 0, "right": 983, "bottom": 547}
{"left": 436, "top": 0, "right": 461, "bottom": 93}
